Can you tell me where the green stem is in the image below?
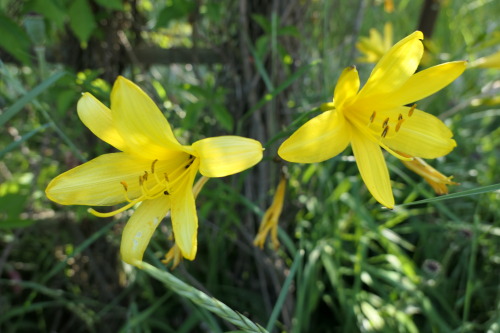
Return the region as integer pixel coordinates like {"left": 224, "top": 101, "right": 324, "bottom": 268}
{"left": 139, "top": 262, "right": 268, "bottom": 333}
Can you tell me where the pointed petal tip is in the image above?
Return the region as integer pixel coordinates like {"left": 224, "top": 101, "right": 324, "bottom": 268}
{"left": 181, "top": 246, "right": 197, "bottom": 261}
{"left": 413, "top": 30, "right": 424, "bottom": 40}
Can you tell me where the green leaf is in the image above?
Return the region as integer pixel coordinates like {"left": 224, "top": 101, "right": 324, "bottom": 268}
{"left": 94, "top": 0, "right": 123, "bottom": 10}
{"left": 68, "top": 0, "right": 96, "bottom": 43}
{"left": 0, "top": 71, "right": 66, "bottom": 128}
{"left": 399, "top": 183, "right": 500, "bottom": 206}
{"left": 251, "top": 14, "right": 270, "bottom": 32}
{"left": 156, "top": 0, "right": 196, "bottom": 28}
{"left": 0, "top": 124, "right": 50, "bottom": 159}
{"left": 212, "top": 104, "right": 233, "bottom": 131}
{"left": 27, "top": 0, "right": 66, "bottom": 28}
{"left": 0, "top": 13, "right": 32, "bottom": 64}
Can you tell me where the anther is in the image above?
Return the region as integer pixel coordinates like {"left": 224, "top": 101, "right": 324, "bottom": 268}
{"left": 398, "top": 113, "right": 403, "bottom": 121}
{"left": 370, "top": 111, "right": 376, "bottom": 123}
{"left": 189, "top": 154, "right": 194, "bottom": 160}
{"left": 382, "top": 117, "right": 389, "bottom": 128}
{"left": 143, "top": 171, "right": 148, "bottom": 181}
{"left": 185, "top": 160, "right": 194, "bottom": 169}
{"left": 151, "top": 159, "right": 158, "bottom": 174}
{"left": 139, "top": 175, "right": 143, "bottom": 186}
{"left": 381, "top": 125, "right": 390, "bottom": 138}
{"left": 164, "top": 173, "right": 169, "bottom": 182}
{"left": 396, "top": 119, "right": 404, "bottom": 132}
{"left": 408, "top": 104, "right": 416, "bottom": 117}
{"left": 163, "top": 190, "right": 169, "bottom": 195}
{"left": 120, "top": 181, "right": 128, "bottom": 192}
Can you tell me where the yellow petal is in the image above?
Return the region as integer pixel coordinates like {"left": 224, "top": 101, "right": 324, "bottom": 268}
{"left": 46, "top": 152, "right": 186, "bottom": 206}
{"left": 470, "top": 50, "right": 500, "bottom": 69}
{"left": 170, "top": 163, "right": 199, "bottom": 260}
{"left": 351, "top": 131, "right": 394, "bottom": 208}
{"left": 401, "top": 157, "right": 458, "bottom": 195}
{"left": 120, "top": 195, "right": 170, "bottom": 266}
{"left": 278, "top": 110, "right": 351, "bottom": 163}
{"left": 192, "top": 136, "right": 263, "bottom": 178}
{"left": 77, "top": 93, "right": 127, "bottom": 151}
{"left": 381, "top": 107, "right": 456, "bottom": 158}
{"left": 358, "top": 31, "right": 424, "bottom": 99}
{"left": 359, "top": 61, "right": 467, "bottom": 110}
{"left": 111, "top": 76, "right": 183, "bottom": 159}
{"left": 334, "top": 66, "right": 360, "bottom": 109}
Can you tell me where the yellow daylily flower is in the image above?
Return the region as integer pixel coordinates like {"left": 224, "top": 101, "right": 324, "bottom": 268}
{"left": 279, "top": 31, "right": 467, "bottom": 208}
{"left": 401, "top": 157, "right": 458, "bottom": 195}
{"left": 46, "top": 76, "right": 263, "bottom": 266}
{"left": 356, "top": 23, "right": 393, "bottom": 63}
{"left": 469, "top": 50, "right": 500, "bottom": 69}
{"left": 253, "top": 176, "right": 287, "bottom": 250}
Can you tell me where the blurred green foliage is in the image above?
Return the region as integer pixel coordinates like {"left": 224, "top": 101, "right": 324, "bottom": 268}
{"left": 1, "top": 0, "right": 499, "bottom": 332}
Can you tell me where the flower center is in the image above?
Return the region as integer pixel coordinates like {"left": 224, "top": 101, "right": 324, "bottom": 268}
{"left": 366, "top": 104, "right": 416, "bottom": 140}
{"left": 89, "top": 154, "right": 197, "bottom": 218}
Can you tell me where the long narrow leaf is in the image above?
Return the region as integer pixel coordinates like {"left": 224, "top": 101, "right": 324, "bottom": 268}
{"left": 0, "top": 71, "right": 66, "bottom": 127}
{"left": 398, "top": 183, "right": 500, "bottom": 206}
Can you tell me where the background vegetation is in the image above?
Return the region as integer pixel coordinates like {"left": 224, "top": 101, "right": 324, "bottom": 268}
{"left": 1, "top": 0, "right": 499, "bottom": 332}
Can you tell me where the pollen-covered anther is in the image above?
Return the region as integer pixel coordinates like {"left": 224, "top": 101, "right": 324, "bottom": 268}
{"left": 382, "top": 117, "right": 390, "bottom": 128}
{"left": 120, "top": 181, "right": 128, "bottom": 192}
{"left": 143, "top": 171, "right": 148, "bottom": 181}
{"left": 151, "top": 159, "right": 158, "bottom": 174}
{"left": 381, "top": 125, "right": 390, "bottom": 138}
{"left": 370, "top": 111, "right": 377, "bottom": 123}
{"left": 398, "top": 113, "right": 403, "bottom": 121}
{"left": 395, "top": 118, "right": 405, "bottom": 132}
{"left": 408, "top": 104, "right": 417, "bottom": 117}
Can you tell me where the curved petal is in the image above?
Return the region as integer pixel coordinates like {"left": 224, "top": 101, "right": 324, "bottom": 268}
{"left": 192, "top": 136, "right": 263, "bottom": 178}
{"left": 356, "top": 61, "right": 467, "bottom": 111}
{"left": 278, "top": 110, "right": 351, "bottom": 163}
{"left": 46, "top": 152, "right": 187, "bottom": 206}
{"left": 334, "top": 66, "right": 360, "bottom": 109}
{"left": 77, "top": 93, "right": 127, "bottom": 151}
{"left": 170, "top": 161, "right": 199, "bottom": 260}
{"left": 357, "top": 31, "right": 424, "bottom": 99}
{"left": 381, "top": 107, "right": 456, "bottom": 158}
{"left": 111, "top": 76, "right": 183, "bottom": 159}
{"left": 120, "top": 195, "right": 170, "bottom": 266}
{"left": 351, "top": 131, "right": 394, "bottom": 208}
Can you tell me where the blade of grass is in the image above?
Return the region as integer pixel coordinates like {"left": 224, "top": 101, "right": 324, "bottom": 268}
{"left": 0, "top": 123, "right": 50, "bottom": 159}
{"left": 0, "top": 71, "right": 66, "bottom": 127}
{"left": 139, "top": 261, "right": 268, "bottom": 333}
{"left": 398, "top": 183, "right": 500, "bottom": 206}
{"left": 266, "top": 250, "right": 303, "bottom": 332}
{"left": 237, "top": 60, "right": 320, "bottom": 134}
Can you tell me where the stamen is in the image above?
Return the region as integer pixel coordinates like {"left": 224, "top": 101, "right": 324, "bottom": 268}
{"left": 395, "top": 119, "right": 404, "bottom": 132}
{"left": 151, "top": 159, "right": 158, "bottom": 174}
{"left": 143, "top": 171, "right": 148, "bottom": 181}
{"left": 164, "top": 173, "right": 169, "bottom": 182}
{"left": 163, "top": 190, "right": 169, "bottom": 195}
{"left": 398, "top": 113, "right": 403, "bottom": 121}
{"left": 120, "top": 181, "right": 128, "bottom": 192}
{"left": 381, "top": 125, "right": 390, "bottom": 138}
{"left": 370, "top": 111, "right": 376, "bottom": 123}
{"left": 382, "top": 117, "right": 389, "bottom": 128}
{"left": 408, "top": 104, "right": 416, "bottom": 117}
{"left": 88, "top": 198, "right": 142, "bottom": 218}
